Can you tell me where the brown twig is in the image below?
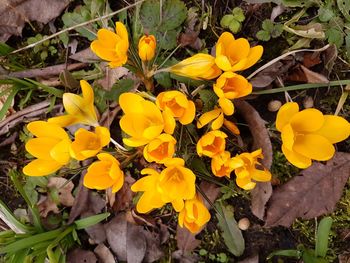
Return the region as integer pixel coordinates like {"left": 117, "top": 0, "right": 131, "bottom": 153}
{"left": 0, "top": 132, "right": 18, "bottom": 147}
{"left": 0, "top": 63, "right": 87, "bottom": 79}
{"left": 0, "top": 101, "right": 61, "bottom": 136}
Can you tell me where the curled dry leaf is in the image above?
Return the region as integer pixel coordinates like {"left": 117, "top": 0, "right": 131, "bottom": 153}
{"left": 265, "top": 152, "right": 350, "bottom": 227}
{"left": 105, "top": 213, "right": 147, "bottom": 263}
{"left": 112, "top": 173, "right": 135, "bottom": 212}
{"left": 0, "top": 0, "right": 70, "bottom": 41}
{"left": 94, "top": 244, "right": 115, "bottom": 263}
{"left": 37, "top": 195, "right": 59, "bottom": 217}
{"left": 235, "top": 100, "right": 273, "bottom": 220}
{"left": 47, "top": 177, "right": 75, "bottom": 206}
{"left": 67, "top": 248, "right": 97, "bottom": 263}
{"left": 238, "top": 254, "right": 259, "bottom": 263}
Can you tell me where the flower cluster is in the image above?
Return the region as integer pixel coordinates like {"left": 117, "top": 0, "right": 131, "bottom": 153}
{"left": 23, "top": 81, "right": 124, "bottom": 194}
{"left": 22, "top": 20, "right": 350, "bottom": 235}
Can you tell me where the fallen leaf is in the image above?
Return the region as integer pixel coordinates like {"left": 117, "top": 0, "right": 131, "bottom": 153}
{"left": 97, "top": 65, "right": 129, "bottom": 91}
{"left": 323, "top": 44, "right": 337, "bottom": 76}
{"left": 0, "top": 0, "right": 70, "bottom": 41}
{"left": 198, "top": 181, "right": 221, "bottom": 208}
{"left": 265, "top": 152, "right": 350, "bottom": 227}
{"left": 67, "top": 248, "right": 98, "bottom": 263}
{"left": 112, "top": 173, "right": 135, "bottom": 212}
{"left": 143, "top": 231, "right": 164, "bottom": 263}
{"left": 176, "top": 225, "right": 201, "bottom": 253}
{"left": 270, "top": 5, "right": 285, "bottom": 22}
{"left": 300, "top": 64, "right": 328, "bottom": 83}
{"left": 178, "top": 7, "right": 202, "bottom": 50}
{"left": 37, "top": 195, "right": 58, "bottom": 217}
{"left": 47, "top": 177, "right": 75, "bottom": 207}
{"left": 105, "top": 213, "right": 147, "bottom": 263}
{"left": 235, "top": 100, "right": 273, "bottom": 220}
{"left": 339, "top": 252, "right": 350, "bottom": 263}
{"left": 238, "top": 254, "right": 259, "bottom": 263}
{"left": 302, "top": 52, "right": 322, "bottom": 68}
{"left": 94, "top": 243, "right": 115, "bottom": 263}
{"left": 172, "top": 249, "right": 199, "bottom": 263}
{"left": 69, "top": 47, "right": 99, "bottom": 63}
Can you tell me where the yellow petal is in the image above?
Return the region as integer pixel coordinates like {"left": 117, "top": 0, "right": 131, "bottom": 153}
{"left": 50, "top": 139, "right": 71, "bottom": 164}
{"left": 236, "top": 176, "right": 256, "bottom": 190}
{"left": 211, "top": 110, "right": 224, "bottom": 130}
{"left": 23, "top": 159, "right": 62, "bottom": 176}
{"left": 143, "top": 125, "right": 164, "bottom": 140}
{"left": 163, "top": 111, "right": 176, "bottom": 134}
{"left": 276, "top": 102, "right": 299, "bottom": 132}
{"left": 25, "top": 138, "right": 59, "bottom": 160}
{"left": 123, "top": 137, "right": 150, "bottom": 147}
{"left": 290, "top": 109, "right": 324, "bottom": 132}
{"left": 216, "top": 32, "right": 235, "bottom": 56}
{"left": 215, "top": 55, "right": 232, "bottom": 71}
{"left": 95, "top": 126, "right": 111, "bottom": 146}
{"left": 251, "top": 169, "right": 271, "bottom": 182}
{"left": 116, "top": 22, "right": 129, "bottom": 43}
{"left": 27, "top": 121, "right": 68, "bottom": 140}
{"left": 281, "top": 144, "right": 311, "bottom": 169}
{"left": 62, "top": 93, "right": 85, "bottom": 115}
{"left": 293, "top": 134, "right": 335, "bottom": 161}
{"left": 242, "top": 45, "right": 263, "bottom": 70}
{"left": 281, "top": 124, "right": 295, "bottom": 151}
{"left": 84, "top": 172, "right": 114, "bottom": 190}
{"left": 197, "top": 109, "right": 221, "bottom": 128}
{"left": 223, "top": 119, "right": 240, "bottom": 135}
{"left": 218, "top": 97, "right": 234, "bottom": 116}
{"left": 179, "top": 100, "right": 196, "bottom": 125}
{"left": 48, "top": 115, "right": 77, "bottom": 127}
{"left": 315, "top": 115, "right": 350, "bottom": 144}
{"left": 119, "top": 93, "right": 145, "bottom": 114}
{"left": 80, "top": 80, "right": 94, "bottom": 105}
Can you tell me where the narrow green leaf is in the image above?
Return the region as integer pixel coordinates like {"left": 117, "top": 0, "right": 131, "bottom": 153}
{"left": 24, "top": 78, "right": 63, "bottom": 97}
{"left": 0, "top": 199, "right": 33, "bottom": 233}
{"left": 252, "top": 80, "right": 350, "bottom": 95}
{"left": 0, "top": 42, "right": 14, "bottom": 56}
{"left": 267, "top": 249, "right": 301, "bottom": 260}
{"left": 315, "top": 217, "right": 333, "bottom": 258}
{"left": 0, "top": 86, "right": 19, "bottom": 121}
{"left": 74, "top": 212, "right": 110, "bottom": 230}
{"left": 215, "top": 203, "right": 245, "bottom": 256}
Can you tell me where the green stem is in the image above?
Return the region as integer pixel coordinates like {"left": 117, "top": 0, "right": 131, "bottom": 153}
{"left": 47, "top": 226, "right": 75, "bottom": 263}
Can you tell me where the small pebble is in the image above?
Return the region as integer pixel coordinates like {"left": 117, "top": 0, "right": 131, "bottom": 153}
{"left": 303, "top": 96, "right": 314, "bottom": 108}
{"left": 238, "top": 217, "right": 250, "bottom": 231}
{"left": 267, "top": 100, "right": 282, "bottom": 112}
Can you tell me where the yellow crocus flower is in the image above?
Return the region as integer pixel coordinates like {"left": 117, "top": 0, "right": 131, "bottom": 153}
{"left": 276, "top": 102, "right": 350, "bottom": 168}
{"left": 48, "top": 80, "right": 98, "bottom": 127}
{"left": 23, "top": 121, "right": 71, "bottom": 176}
{"left": 215, "top": 32, "right": 263, "bottom": 72}
{"left": 178, "top": 194, "right": 211, "bottom": 233}
{"left": 70, "top": 126, "right": 110, "bottom": 161}
{"left": 143, "top": 133, "right": 176, "bottom": 164}
{"left": 196, "top": 130, "right": 227, "bottom": 158}
{"left": 211, "top": 151, "right": 236, "bottom": 178}
{"left": 90, "top": 22, "right": 129, "bottom": 68}
{"left": 138, "top": 35, "right": 156, "bottom": 62}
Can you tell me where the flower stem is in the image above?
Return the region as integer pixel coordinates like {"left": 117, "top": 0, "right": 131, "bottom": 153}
{"left": 110, "top": 138, "right": 128, "bottom": 152}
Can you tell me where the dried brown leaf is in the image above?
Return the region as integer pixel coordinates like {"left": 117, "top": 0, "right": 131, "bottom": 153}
{"left": 143, "top": 231, "right": 164, "bottom": 263}
{"left": 265, "top": 152, "right": 350, "bottom": 227}
{"left": 176, "top": 225, "right": 201, "bottom": 253}
{"left": 238, "top": 254, "right": 259, "bottom": 263}
{"left": 47, "top": 177, "right": 74, "bottom": 207}
{"left": 300, "top": 64, "right": 328, "bottom": 83}
{"left": 0, "top": 0, "right": 70, "bottom": 41}
{"left": 69, "top": 48, "right": 99, "bottom": 63}
{"left": 112, "top": 173, "right": 135, "bottom": 212}
{"left": 339, "top": 252, "right": 350, "bottom": 263}
{"left": 235, "top": 100, "right": 273, "bottom": 220}
{"left": 67, "top": 248, "right": 97, "bottom": 263}
{"left": 94, "top": 244, "right": 115, "bottom": 263}
{"left": 105, "top": 213, "right": 146, "bottom": 263}
{"left": 97, "top": 65, "right": 129, "bottom": 91}
{"left": 37, "top": 195, "right": 59, "bottom": 217}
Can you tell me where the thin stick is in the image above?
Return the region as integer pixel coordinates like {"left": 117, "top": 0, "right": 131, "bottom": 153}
{"left": 247, "top": 44, "right": 331, "bottom": 80}
{"left": 9, "top": 0, "right": 146, "bottom": 55}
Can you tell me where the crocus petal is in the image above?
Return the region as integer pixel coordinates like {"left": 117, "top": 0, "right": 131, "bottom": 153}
{"left": 215, "top": 55, "right": 232, "bottom": 71}
{"left": 123, "top": 137, "right": 150, "bottom": 147}
{"left": 211, "top": 111, "right": 224, "bottom": 130}
{"left": 84, "top": 171, "right": 114, "bottom": 190}
{"left": 282, "top": 145, "right": 312, "bottom": 169}
{"left": 251, "top": 169, "right": 271, "bottom": 182}
{"left": 80, "top": 80, "right": 94, "bottom": 105}
{"left": 119, "top": 93, "right": 145, "bottom": 114}
{"left": 293, "top": 134, "right": 335, "bottom": 161}
{"left": 48, "top": 115, "right": 77, "bottom": 127}
{"left": 281, "top": 124, "right": 295, "bottom": 151}
{"left": 163, "top": 111, "right": 176, "bottom": 134}
{"left": 276, "top": 102, "right": 299, "bottom": 131}
{"left": 242, "top": 45, "right": 264, "bottom": 70}
{"left": 218, "top": 97, "right": 234, "bottom": 116}
{"left": 25, "top": 138, "right": 59, "bottom": 160}
{"left": 236, "top": 176, "right": 256, "bottom": 190}
{"left": 50, "top": 139, "right": 71, "bottom": 164}
{"left": 223, "top": 119, "right": 240, "bottom": 135}
{"left": 197, "top": 109, "right": 221, "bottom": 128}
{"left": 95, "top": 126, "right": 111, "bottom": 146}
{"left": 290, "top": 109, "right": 324, "bottom": 132}
{"left": 27, "top": 121, "right": 69, "bottom": 140}
{"left": 178, "top": 100, "right": 196, "bottom": 125}
{"left": 112, "top": 176, "right": 124, "bottom": 193}
{"left": 23, "top": 159, "right": 62, "bottom": 176}
{"left": 116, "top": 22, "right": 128, "bottom": 42}
{"left": 315, "top": 115, "right": 350, "bottom": 144}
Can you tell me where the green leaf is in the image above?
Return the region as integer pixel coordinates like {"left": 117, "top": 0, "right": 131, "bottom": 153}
{"left": 74, "top": 213, "right": 110, "bottom": 230}
{"left": 267, "top": 249, "right": 301, "bottom": 260}
{"left": 229, "top": 20, "right": 241, "bottom": 34}
{"left": 62, "top": 12, "right": 96, "bottom": 40}
{"left": 188, "top": 157, "right": 211, "bottom": 176}
{"left": 160, "top": 0, "right": 187, "bottom": 31}
{"left": 0, "top": 42, "right": 14, "bottom": 56}
{"left": 315, "top": 217, "right": 333, "bottom": 258}
{"left": 337, "top": 0, "right": 350, "bottom": 21}
{"left": 140, "top": 0, "right": 160, "bottom": 29}
{"left": 271, "top": 24, "right": 284, "bottom": 38}
{"left": 198, "top": 89, "right": 218, "bottom": 112}
{"left": 262, "top": 19, "right": 274, "bottom": 32}
{"left": 282, "top": 0, "right": 316, "bottom": 7}
{"left": 326, "top": 28, "right": 344, "bottom": 48}
{"left": 232, "top": 7, "right": 245, "bottom": 22}
{"left": 256, "top": 30, "right": 271, "bottom": 41}
{"left": 302, "top": 249, "right": 327, "bottom": 263}
{"left": 0, "top": 85, "right": 19, "bottom": 121}
{"left": 108, "top": 79, "right": 134, "bottom": 101}
{"left": 318, "top": 6, "right": 334, "bottom": 22}
{"left": 156, "top": 29, "right": 179, "bottom": 50}
{"left": 154, "top": 72, "right": 172, "bottom": 88}
{"left": 215, "top": 203, "right": 245, "bottom": 256}
{"left": 220, "top": 15, "right": 234, "bottom": 28}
